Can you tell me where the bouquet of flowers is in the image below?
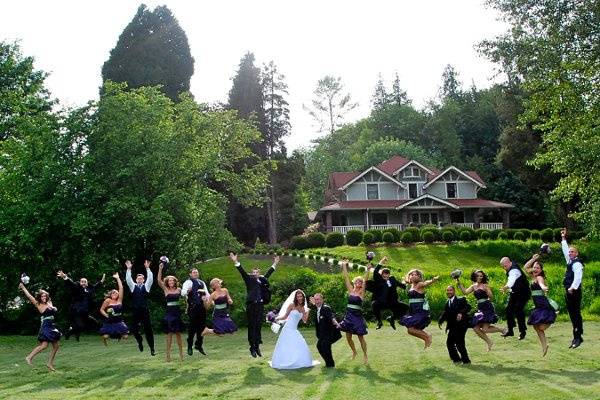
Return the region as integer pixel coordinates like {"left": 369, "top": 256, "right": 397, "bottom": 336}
{"left": 450, "top": 269, "right": 463, "bottom": 279}
{"left": 20, "top": 273, "right": 30, "bottom": 285}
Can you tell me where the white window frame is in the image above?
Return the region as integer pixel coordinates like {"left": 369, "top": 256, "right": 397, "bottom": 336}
{"left": 366, "top": 183, "right": 379, "bottom": 200}
{"left": 408, "top": 183, "right": 418, "bottom": 199}
{"left": 446, "top": 182, "right": 458, "bottom": 199}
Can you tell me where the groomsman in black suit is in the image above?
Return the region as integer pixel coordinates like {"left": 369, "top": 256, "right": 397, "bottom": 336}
{"left": 368, "top": 256, "right": 407, "bottom": 329}
{"left": 310, "top": 293, "right": 341, "bottom": 368}
{"left": 438, "top": 285, "right": 471, "bottom": 364}
{"left": 230, "top": 252, "right": 279, "bottom": 358}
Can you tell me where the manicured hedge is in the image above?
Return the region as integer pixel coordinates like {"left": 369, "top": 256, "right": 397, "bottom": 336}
{"left": 325, "top": 232, "right": 345, "bottom": 248}
{"left": 404, "top": 227, "right": 420, "bottom": 242}
{"left": 307, "top": 232, "right": 326, "bottom": 248}
{"left": 442, "top": 230, "right": 455, "bottom": 242}
{"left": 363, "top": 232, "right": 375, "bottom": 245}
{"left": 541, "top": 228, "right": 554, "bottom": 242}
{"left": 382, "top": 228, "right": 401, "bottom": 242}
{"left": 382, "top": 232, "right": 395, "bottom": 244}
{"left": 480, "top": 231, "right": 491, "bottom": 240}
{"left": 290, "top": 235, "right": 309, "bottom": 250}
{"left": 498, "top": 231, "right": 508, "bottom": 240}
{"left": 459, "top": 230, "right": 472, "bottom": 241}
{"left": 400, "top": 232, "right": 413, "bottom": 244}
{"left": 345, "top": 229, "right": 364, "bottom": 246}
{"left": 513, "top": 231, "right": 526, "bottom": 241}
{"left": 366, "top": 229, "right": 383, "bottom": 243}
{"left": 422, "top": 231, "right": 435, "bottom": 243}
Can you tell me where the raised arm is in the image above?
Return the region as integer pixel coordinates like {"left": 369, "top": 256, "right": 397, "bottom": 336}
{"left": 124, "top": 260, "right": 135, "bottom": 292}
{"left": 157, "top": 264, "right": 167, "bottom": 293}
{"left": 419, "top": 276, "right": 439, "bottom": 289}
{"left": 455, "top": 279, "right": 474, "bottom": 295}
{"left": 230, "top": 252, "right": 249, "bottom": 280}
{"left": 341, "top": 260, "right": 353, "bottom": 292}
{"left": 57, "top": 270, "right": 78, "bottom": 289}
{"left": 536, "top": 275, "right": 549, "bottom": 292}
{"left": 264, "top": 255, "right": 280, "bottom": 279}
{"left": 113, "top": 273, "right": 124, "bottom": 302}
{"left": 18, "top": 283, "right": 37, "bottom": 306}
{"left": 92, "top": 274, "right": 106, "bottom": 289}
{"left": 524, "top": 254, "right": 539, "bottom": 275}
{"left": 144, "top": 260, "right": 153, "bottom": 291}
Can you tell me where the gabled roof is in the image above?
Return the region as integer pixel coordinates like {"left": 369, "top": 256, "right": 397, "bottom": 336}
{"left": 377, "top": 155, "right": 410, "bottom": 175}
{"left": 330, "top": 172, "right": 360, "bottom": 189}
{"left": 396, "top": 194, "right": 459, "bottom": 210}
{"left": 422, "top": 166, "right": 486, "bottom": 188}
{"left": 339, "top": 166, "right": 407, "bottom": 190}
{"left": 320, "top": 200, "right": 409, "bottom": 211}
{"left": 392, "top": 159, "right": 434, "bottom": 176}
{"left": 448, "top": 199, "right": 514, "bottom": 208}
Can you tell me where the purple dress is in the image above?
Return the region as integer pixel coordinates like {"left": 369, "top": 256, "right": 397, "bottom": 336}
{"left": 38, "top": 307, "right": 62, "bottom": 343}
{"left": 400, "top": 290, "right": 430, "bottom": 330}
{"left": 527, "top": 282, "right": 556, "bottom": 326}
{"left": 471, "top": 289, "right": 498, "bottom": 326}
{"left": 164, "top": 293, "right": 185, "bottom": 333}
{"left": 99, "top": 304, "right": 129, "bottom": 339}
{"left": 339, "top": 295, "right": 368, "bottom": 336}
{"left": 212, "top": 295, "right": 237, "bottom": 334}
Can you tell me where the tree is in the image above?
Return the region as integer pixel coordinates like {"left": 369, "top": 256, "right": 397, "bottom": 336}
{"left": 101, "top": 4, "right": 194, "bottom": 102}
{"left": 439, "top": 64, "right": 461, "bottom": 101}
{"left": 391, "top": 72, "right": 410, "bottom": 106}
{"left": 371, "top": 73, "right": 389, "bottom": 111}
{"left": 481, "top": 0, "right": 600, "bottom": 236}
{"left": 304, "top": 76, "right": 358, "bottom": 134}
{"left": 0, "top": 41, "right": 54, "bottom": 141}
{"left": 262, "top": 61, "right": 290, "bottom": 156}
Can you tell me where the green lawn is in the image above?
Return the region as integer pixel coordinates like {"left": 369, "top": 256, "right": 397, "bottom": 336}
{"left": 1, "top": 322, "right": 599, "bottom": 400}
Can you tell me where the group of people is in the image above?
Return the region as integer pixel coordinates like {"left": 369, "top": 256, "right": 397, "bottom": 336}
{"left": 17, "top": 229, "right": 585, "bottom": 371}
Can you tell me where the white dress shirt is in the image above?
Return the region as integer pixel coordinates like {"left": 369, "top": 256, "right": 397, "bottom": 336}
{"left": 562, "top": 239, "right": 583, "bottom": 290}
{"left": 125, "top": 268, "right": 153, "bottom": 292}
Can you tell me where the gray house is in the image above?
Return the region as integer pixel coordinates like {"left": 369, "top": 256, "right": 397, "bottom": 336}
{"left": 318, "top": 155, "right": 513, "bottom": 234}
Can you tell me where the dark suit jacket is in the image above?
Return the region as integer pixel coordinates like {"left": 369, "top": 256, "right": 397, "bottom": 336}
{"left": 236, "top": 263, "right": 274, "bottom": 304}
{"left": 438, "top": 296, "right": 471, "bottom": 332}
{"left": 368, "top": 264, "right": 406, "bottom": 303}
{"left": 64, "top": 278, "right": 102, "bottom": 313}
{"left": 314, "top": 304, "right": 342, "bottom": 343}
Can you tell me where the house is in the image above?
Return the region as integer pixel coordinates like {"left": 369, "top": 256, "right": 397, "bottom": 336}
{"left": 318, "top": 155, "right": 513, "bottom": 234}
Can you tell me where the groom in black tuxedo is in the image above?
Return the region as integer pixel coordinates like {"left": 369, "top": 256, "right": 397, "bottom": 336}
{"left": 438, "top": 285, "right": 471, "bottom": 364}
{"left": 310, "top": 293, "right": 341, "bottom": 368}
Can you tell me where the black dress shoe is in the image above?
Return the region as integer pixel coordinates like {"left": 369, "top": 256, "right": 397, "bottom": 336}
{"left": 501, "top": 330, "right": 514, "bottom": 338}
{"left": 198, "top": 347, "right": 206, "bottom": 355}
{"left": 250, "top": 348, "right": 257, "bottom": 358}
{"left": 138, "top": 342, "right": 144, "bottom": 352}
{"left": 518, "top": 332, "right": 526, "bottom": 340}
{"left": 571, "top": 338, "right": 582, "bottom": 348}
{"left": 462, "top": 361, "right": 471, "bottom": 365}
{"left": 376, "top": 321, "right": 383, "bottom": 330}
{"left": 256, "top": 347, "right": 262, "bottom": 357}
{"left": 387, "top": 317, "right": 397, "bottom": 330}
{"left": 64, "top": 328, "right": 72, "bottom": 340}
{"left": 151, "top": 350, "right": 156, "bottom": 356}
{"left": 187, "top": 346, "right": 193, "bottom": 356}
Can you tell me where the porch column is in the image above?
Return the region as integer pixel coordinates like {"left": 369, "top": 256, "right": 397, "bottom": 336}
{"left": 442, "top": 210, "right": 450, "bottom": 226}
{"left": 474, "top": 208, "right": 482, "bottom": 229}
{"left": 325, "top": 212, "right": 332, "bottom": 232}
{"left": 401, "top": 211, "right": 408, "bottom": 230}
{"left": 502, "top": 209, "right": 510, "bottom": 229}
{"left": 364, "top": 209, "right": 369, "bottom": 230}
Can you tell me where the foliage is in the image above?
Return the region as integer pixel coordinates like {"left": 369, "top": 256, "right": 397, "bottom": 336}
{"left": 362, "top": 232, "right": 375, "bottom": 245}
{"left": 480, "top": 231, "right": 491, "bottom": 240}
{"left": 404, "top": 227, "right": 421, "bottom": 242}
{"left": 513, "top": 232, "right": 525, "bottom": 241}
{"left": 101, "top": 5, "right": 194, "bottom": 102}
{"left": 366, "top": 229, "right": 382, "bottom": 243}
{"left": 382, "top": 232, "right": 395, "bottom": 244}
{"left": 382, "top": 228, "right": 401, "bottom": 242}
{"left": 442, "top": 231, "right": 455, "bottom": 242}
{"left": 307, "top": 232, "right": 326, "bottom": 248}
{"left": 304, "top": 75, "right": 358, "bottom": 134}
{"left": 290, "top": 236, "right": 309, "bottom": 250}
{"left": 325, "top": 232, "right": 345, "bottom": 248}
{"left": 400, "top": 232, "right": 413, "bottom": 244}
{"left": 459, "top": 231, "right": 472, "bottom": 242}
{"left": 422, "top": 231, "right": 435, "bottom": 243}
{"left": 498, "top": 232, "right": 508, "bottom": 240}
{"left": 345, "top": 230, "right": 364, "bottom": 246}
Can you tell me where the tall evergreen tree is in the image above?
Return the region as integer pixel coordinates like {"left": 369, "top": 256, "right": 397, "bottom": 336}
{"left": 305, "top": 76, "right": 358, "bottom": 134}
{"left": 391, "top": 72, "right": 410, "bottom": 106}
{"left": 262, "top": 61, "right": 290, "bottom": 156}
{"left": 101, "top": 4, "right": 194, "bottom": 102}
{"left": 371, "top": 73, "right": 389, "bottom": 111}
{"left": 439, "top": 64, "right": 461, "bottom": 101}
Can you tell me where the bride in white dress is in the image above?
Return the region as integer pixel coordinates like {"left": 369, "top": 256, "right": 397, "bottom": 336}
{"left": 269, "top": 289, "right": 320, "bottom": 369}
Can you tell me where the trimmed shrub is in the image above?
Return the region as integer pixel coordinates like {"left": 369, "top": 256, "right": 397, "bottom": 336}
{"left": 530, "top": 230, "right": 541, "bottom": 240}
{"left": 480, "top": 231, "right": 491, "bottom": 240}
{"left": 422, "top": 231, "right": 435, "bottom": 243}
{"left": 474, "top": 229, "right": 488, "bottom": 239}
{"left": 421, "top": 227, "right": 440, "bottom": 241}
{"left": 571, "top": 230, "right": 585, "bottom": 240}
{"left": 553, "top": 228, "right": 563, "bottom": 242}
{"left": 405, "top": 227, "right": 421, "bottom": 242}
{"left": 307, "top": 254, "right": 314, "bottom": 260}
{"left": 498, "top": 231, "right": 508, "bottom": 240}
{"left": 459, "top": 230, "right": 472, "bottom": 241}
{"left": 519, "top": 229, "right": 531, "bottom": 240}
{"left": 345, "top": 229, "right": 364, "bottom": 246}
{"left": 400, "top": 232, "right": 414, "bottom": 244}
{"left": 325, "top": 232, "right": 345, "bottom": 248}
{"left": 331, "top": 258, "right": 339, "bottom": 266}
{"left": 382, "top": 232, "right": 395, "bottom": 244}
{"left": 363, "top": 232, "right": 375, "bottom": 245}
{"left": 382, "top": 228, "right": 401, "bottom": 242}
{"left": 514, "top": 231, "right": 526, "bottom": 241}
{"left": 307, "top": 232, "right": 326, "bottom": 248}
{"left": 442, "top": 230, "right": 455, "bottom": 242}
{"left": 366, "top": 229, "right": 382, "bottom": 243}
{"left": 505, "top": 228, "right": 517, "bottom": 240}
{"left": 489, "top": 229, "right": 501, "bottom": 240}
{"left": 459, "top": 227, "right": 475, "bottom": 239}
{"left": 540, "top": 228, "right": 554, "bottom": 242}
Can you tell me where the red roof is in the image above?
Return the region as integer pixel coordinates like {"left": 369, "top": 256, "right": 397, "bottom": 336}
{"left": 320, "top": 200, "right": 409, "bottom": 211}
{"left": 448, "top": 199, "right": 513, "bottom": 208}
{"left": 465, "top": 171, "right": 485, "bottom": 185}
{"left": 330, "top": 172, "right": 359, "bottom": 189}
{"left": 377, "top": 155, "right": 410, "bottom": 175}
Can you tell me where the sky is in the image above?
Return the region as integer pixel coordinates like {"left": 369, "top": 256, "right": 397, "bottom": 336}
{"left": 1, "top": 0, "right": 508, "bottom": 151}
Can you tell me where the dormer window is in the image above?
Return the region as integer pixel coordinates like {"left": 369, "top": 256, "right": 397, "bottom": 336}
{"left": 404, "top": 167, "right": 421, "bottom": 177}
{"left": 446, "top": 182, "right": 457, "bottom": 198}
{"left": 367, "top": 184, "right": 379, "bottom": 200}
{"left": 409, "top": 183, "right": 418, "bottom": 199}
{"left": 412, "top": 167, "right": 420, "bottom": 177}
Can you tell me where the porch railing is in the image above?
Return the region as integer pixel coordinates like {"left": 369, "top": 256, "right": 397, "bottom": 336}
{"left": 331, "top": 225, "right": 365, "bottom": 235}
{"left": 480, "top": 222, "right": 503, "bottom": 230}
{"left": 454, "top": 223, "right": 475, "bottom": 228}
{"left": 370, "top": 224, "right": 403, "bottom": 231}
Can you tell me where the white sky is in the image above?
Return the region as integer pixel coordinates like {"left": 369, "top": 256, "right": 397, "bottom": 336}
{"left": 1, "top": 0, "right": 507, "bottom": 151}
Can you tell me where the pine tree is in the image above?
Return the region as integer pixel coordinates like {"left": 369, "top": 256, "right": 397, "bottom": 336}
{"left": 101, "top": 4, "right": 194, "bottom": 102}
{"left": 391, "top": 72, "right": 410, "bottom": 106}
{"left": 262, "top": 61, "right": 290, "bottom": 156}
{"left": 371, "top": 73, "right": 389, "bottom": 111}
{"left": 305, "top": 76, "right": 358, "bottom": 134}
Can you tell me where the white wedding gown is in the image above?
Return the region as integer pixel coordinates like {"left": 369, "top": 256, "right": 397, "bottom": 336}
{"left": 269, "top": 310, "right": 320, "bottom": 369}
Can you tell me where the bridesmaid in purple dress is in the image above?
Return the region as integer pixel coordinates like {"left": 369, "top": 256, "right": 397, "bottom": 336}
{"left": 99, "top": 273, "right": 129, "bottom": 345}
{"left": 202, "top": 278, "right": 237, "bottom": 336}
{"left": 157, "top": 262, "right": 185, "bottom": 362}
{"left": 339, "top": 260, "right": 369, "bottom": 364}
{"left": 18, "top": 283, "right": 61, "bottom": 371}
{"left": 524, "top": 254, "right": 556, "bottom": 356}
{"left": 399, "top": 269, "right": 439, "bottom": 349}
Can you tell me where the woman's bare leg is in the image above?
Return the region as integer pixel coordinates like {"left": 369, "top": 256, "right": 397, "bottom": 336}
{"left": 357, "top": 335, "right": 368, "bottom": 364}
{"left": 26, "top": 341, "right": 48, "bottom": 365}
{"left": 166, "top": 333, "right": 173, "bottom": 362}
{"left": 473, "top": 325, "right": 492, "bottom": 351}
{"left": 175, "top": 333, "right": 184, "bottom": 361}
{"left": 47, "top": 341, "right": 59, "bottom": 371}
{"left": 345, "top": 332, "right": 357, "bottom": 359}
{"left": 534, "top": 324, "right": 549, "bottom": 356}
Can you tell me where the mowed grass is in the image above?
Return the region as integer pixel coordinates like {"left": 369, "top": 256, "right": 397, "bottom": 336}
{"left": 1, "top": 323, "right": 599, "bottom": 400}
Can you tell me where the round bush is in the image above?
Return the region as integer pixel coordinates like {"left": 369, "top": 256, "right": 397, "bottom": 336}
{"left": 325, "top": 232, "right": 345, "bottom": 248}
{"left": 308, "top": 254, "right": 314, "bottom": 260}
{"left": 382, "top": 232, "right": 395, "bottom": 244}
{"left": 459, "top": 230, "right": 472, "bottom": 241}
{"left": 505, "top": 229, "right": 517, "bottom": 240}
{"left": 345, "top": 229, "right": 364, "bottom": 246}
{"left": 530, "top": 230, "right": 541, "bottom": 240}
{"left": 422, "top": 231, "right": 435, "bottom": 243}
{"left": 519, "top": 229, "right": 531, "bottom": 240}
{"left": 480, "top": 231, "right": 491, "bottom": 240}
{"left": 513, "top": 231, "right": 526, "bottom": 241}
{"left": 400, "top": 232, "right": 413, "bottom": 244}
{"left": 540, "top": 228, "right": 554, "bottom": 242}
{"left": 363, "top": 232, "right": 375, "bottom": 245}
{"left": 553, "top": 228, "right": 563, "bottom": 242}
{"left": 383, "top": 228, "right": 401, "bottom": 242}
{"left": 498, "top": 231, "right": 508, "bottom": 240}
{"left": 489, "top": 229, "right": 501, "bottom": 240}
{"left": 460, "top": 227, "right": 475, "bottom": 238}
{"left": 307, "top": 232, "right": 326, "bottom": 248}
{"left": 442, "top": 230, "right": 455, "bottom": 242}
{"left": 366, "top": 229, "right": 382, "bottom": 242}
{"left": 405, "top": 227, "right": 421, "bottom": 242}
{"left": 474, "top": 229, "right": 488, "bottom": 239}
{"left": 420, "top": 227, "right": 440, "bottom": 241}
